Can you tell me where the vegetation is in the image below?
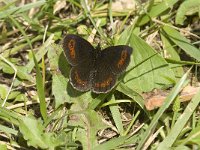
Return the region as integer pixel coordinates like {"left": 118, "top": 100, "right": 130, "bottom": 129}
{"left": 0, "top": 0, "right": 200, "bottom": 149}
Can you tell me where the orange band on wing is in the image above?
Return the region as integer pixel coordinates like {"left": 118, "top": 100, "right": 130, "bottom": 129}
{"left": 74, "top": 70, "right": 87, "bottom": 86}
{"left": 117, "top": 50, "right": 128, "bottom": 68}
{"left": 68, "top": 39, "right": 76, "bottom": 59}
{"left": 95, "top": 77, "right": 113, "bottom": 88}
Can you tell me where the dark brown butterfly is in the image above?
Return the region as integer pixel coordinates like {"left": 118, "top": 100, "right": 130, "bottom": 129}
{"left": 62, "top": 34, "right": 133, "bottom": 93}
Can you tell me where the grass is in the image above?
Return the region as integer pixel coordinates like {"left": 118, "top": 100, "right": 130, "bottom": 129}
{"left": 0, "top": 0, "right": 200, "bottom": 149}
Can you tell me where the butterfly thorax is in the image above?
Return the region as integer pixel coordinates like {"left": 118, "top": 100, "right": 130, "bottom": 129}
{"left": 94, "top": 46, "right": 102, "bottom": 58}
{"left": 89, "top": 47, "right": 101, "bottom": 82}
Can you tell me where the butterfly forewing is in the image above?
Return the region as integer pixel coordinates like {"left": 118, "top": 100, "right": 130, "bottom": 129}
{"left": 102, "top": 46, "right": 133, "bottom": 74}
{"left": 62, "top": 34, "right": 94, "bottom": 66}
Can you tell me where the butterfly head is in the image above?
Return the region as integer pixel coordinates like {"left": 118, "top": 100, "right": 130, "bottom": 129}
{"left": 96, "top": 43, "right": 101, "bottom": 51}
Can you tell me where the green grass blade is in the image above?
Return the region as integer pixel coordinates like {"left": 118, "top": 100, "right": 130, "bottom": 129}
{"left": 137, "top": 0, "right": 178, "bottom": 26}
{"left": 109, "top": 96, "right": 124, "bottom": 135}
{"left": 94, "top": 136, "right": 128, "bottom": 150}
{"left": 26, "top": 34, "right": 54, "bottom": 73}
{"left": 32, "top": 52, "right": 47, "bottom": 122}
{"left": 136, "top": 68, "right": 190, "bottom": 150}
{"left": 175, "top": 0, "right": 200, "bottom": 25}
{"left": 157, "top": 87, "right": 200, "bottom": 149}
{"left": 88, "top": 94, "right": 110, "bottom": 110}
{"left": 163, "top": 26, "right": 200, "bottom": 61}
{"left": 8, "top": 15, "right": 32, "bottom": 49}
{"left": 0, "top": 0, "right": 45, "bottom": 19}
{"left": 161, "top": 31, "right": 184, "bottom": 78}
{"left": 0, "top": 124, "right": 18, "bottom": 135}
{"left": 117, "top": 83, "right": 144, "bottom": 109}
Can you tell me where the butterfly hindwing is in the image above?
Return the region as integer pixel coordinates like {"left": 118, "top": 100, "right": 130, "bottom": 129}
{"left": 62, "top": 34, "right": 94, "bottom": 66}
{"left": 91, "top": 45, "right": 132, "bottom": 93}
{"left": 70, "top": 60, "right": 93, "bottom": 92}
{"left": 92, "top": 56, "right": 117, "bottom": 93}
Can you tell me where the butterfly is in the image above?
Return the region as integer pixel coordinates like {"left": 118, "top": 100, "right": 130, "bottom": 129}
{"left": 62, "top": 34, "right": 133, "bottom": 93}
